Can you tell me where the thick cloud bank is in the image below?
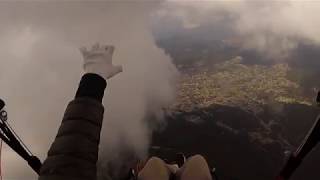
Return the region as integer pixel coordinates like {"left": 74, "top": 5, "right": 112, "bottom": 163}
{"left": 0, "top": 2, "right": 177, "bottom": 180}
{"left": 156, "top": 0, "right": 320, "bottom": 59}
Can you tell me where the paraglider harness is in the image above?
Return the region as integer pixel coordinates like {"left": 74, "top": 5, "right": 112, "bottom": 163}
{"left": 0, "top": 99, "right": 42, "bottom": 175}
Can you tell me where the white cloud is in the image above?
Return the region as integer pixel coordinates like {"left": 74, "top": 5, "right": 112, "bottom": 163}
{"left": 158, "top": 0, "right": 320, "bottom": 58}
{"left": 0, "top": 2, "right": 177, "bottom": 179}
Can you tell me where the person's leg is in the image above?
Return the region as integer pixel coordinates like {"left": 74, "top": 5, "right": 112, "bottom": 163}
{"left": 176, "top": 155, "right": 212, "bottom": 180}
{"left": 138, "top": 157, "right": 172, "bottom": 180}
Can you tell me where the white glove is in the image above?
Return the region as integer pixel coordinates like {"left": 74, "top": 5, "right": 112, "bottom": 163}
{"left": 80, "top": 43, "right": 123, "bottom": 80}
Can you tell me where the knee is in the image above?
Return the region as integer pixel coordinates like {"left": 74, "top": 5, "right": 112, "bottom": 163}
{"left": 138, "top": 156, "right": 170, "bottom": 180}
{"left": 148, "top": 157, "right": 163, "bottom": 163}
{"left": 145, "top": 156, "right": 165, "bottom": 167}
{"left": 188, "top": 154, "right": 207, "bottom": 164}
{"left": 178, "top": 155, "right": 212, "bottom": 180}
{"left": 185, "top": 154, "right": 211, "bottom": 170}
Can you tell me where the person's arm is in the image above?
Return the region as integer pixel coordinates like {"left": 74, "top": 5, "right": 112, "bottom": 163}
{"left": 39, "top": 43, "right": 122, "bottom": 180}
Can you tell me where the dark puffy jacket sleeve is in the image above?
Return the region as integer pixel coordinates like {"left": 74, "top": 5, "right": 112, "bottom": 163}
{"left": 39, "top": 97, "right": 104, "bottom": 180}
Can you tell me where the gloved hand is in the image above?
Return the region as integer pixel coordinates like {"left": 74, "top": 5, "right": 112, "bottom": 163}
{"left": 80, "top": 43, "right": 123, "bottom": 80}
